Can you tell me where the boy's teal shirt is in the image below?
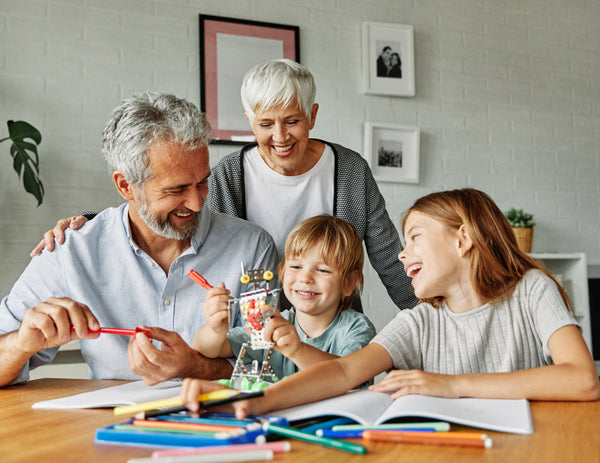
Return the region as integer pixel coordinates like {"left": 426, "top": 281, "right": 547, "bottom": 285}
{"left": 227, "top": 307, "right": 376, "bottom": 381}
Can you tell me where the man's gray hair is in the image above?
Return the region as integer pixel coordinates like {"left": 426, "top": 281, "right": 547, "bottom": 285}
{"left": 102, "top": 92, "right": 211, "bottom": 187}
{"left": 241, "top": 59, "right": 316, "bottom": 123}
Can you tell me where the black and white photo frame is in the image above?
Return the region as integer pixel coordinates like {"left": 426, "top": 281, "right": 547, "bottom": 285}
{"left": 362, "top": 22, "right": 415, "bottom": 97}
{"left": 364, "top": 122, "right": 420, "bottom": 183}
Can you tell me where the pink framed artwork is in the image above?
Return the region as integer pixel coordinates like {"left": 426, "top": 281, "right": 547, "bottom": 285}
{"left": 199, "top": 15, "right": 300, "bottom": 145}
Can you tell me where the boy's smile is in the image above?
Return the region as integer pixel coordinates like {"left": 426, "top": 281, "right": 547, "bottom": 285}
{"left": 283, "top": 244, "right": 348, "bottom": 321}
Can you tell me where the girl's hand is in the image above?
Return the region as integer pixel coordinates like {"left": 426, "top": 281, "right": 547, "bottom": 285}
{"left": 264, "top": 311, "right": 302, "bottom": 358}
{"left": 181, "top": 378, "right": 254, "bottom": 419}
{"left": 369, "top": 369, "right": 460, "bottom": 399}
{"left": 202, "top": 283, "right": 231, "bottom": 335}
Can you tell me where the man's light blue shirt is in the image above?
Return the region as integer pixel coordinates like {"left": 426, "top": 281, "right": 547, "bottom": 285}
{"left": 0, "top": 203, "right": 278, "bottom": 383}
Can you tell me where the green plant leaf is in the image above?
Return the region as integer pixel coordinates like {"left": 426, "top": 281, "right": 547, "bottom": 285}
{"left": 5, "top": 120, "right": 44, "bottom": 206}
{"left": 504, "top": 207, "right": 535, "bottom": 228}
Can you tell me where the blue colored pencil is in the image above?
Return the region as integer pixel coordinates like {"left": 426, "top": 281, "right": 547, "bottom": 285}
{"left": 317, "top": 428, "right": 437, "bottom": 438}
{"left": 300, "top": 417, "right": 355, "bottom": 434}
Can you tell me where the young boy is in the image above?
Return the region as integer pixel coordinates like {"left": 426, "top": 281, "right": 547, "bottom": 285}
{"left": 192, "top": 215, "right": 376, "bottom": 381}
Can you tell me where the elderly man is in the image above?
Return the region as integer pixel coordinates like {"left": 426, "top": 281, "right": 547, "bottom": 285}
{"left": 0, "top": 92, "right": 278, "bottom": 387}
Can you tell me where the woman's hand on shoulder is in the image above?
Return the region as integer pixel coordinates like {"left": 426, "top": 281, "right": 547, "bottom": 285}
{"left": 30, "top": 216, "right": 90, "bottom": 257}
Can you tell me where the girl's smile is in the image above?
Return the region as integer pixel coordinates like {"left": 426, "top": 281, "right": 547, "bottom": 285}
{"left": 400, "top": 211, "right": 483, "bottom": 312}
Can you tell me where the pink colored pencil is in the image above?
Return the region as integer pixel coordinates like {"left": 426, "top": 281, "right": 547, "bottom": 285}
{"left": 151, "top": 441, "right": 291, "bottom": 458}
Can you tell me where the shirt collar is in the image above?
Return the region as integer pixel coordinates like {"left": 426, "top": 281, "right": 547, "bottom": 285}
{"left": 190, "top": 206, "right": 212, "bottom": 252}
{"left": 121, "top": 203, "right": 140, "bottom": 253}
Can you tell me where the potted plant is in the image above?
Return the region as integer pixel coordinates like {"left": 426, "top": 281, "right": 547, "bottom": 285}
{"left": 504, "top": 207, "right": 535, "bottom": 253}
{"left": 1, "top": 120, "right": 44, "bottom": 206}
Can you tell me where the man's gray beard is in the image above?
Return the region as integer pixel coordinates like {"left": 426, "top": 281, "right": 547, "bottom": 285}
{"left": 137, "top": 194, "right": 199, "bottom": 240}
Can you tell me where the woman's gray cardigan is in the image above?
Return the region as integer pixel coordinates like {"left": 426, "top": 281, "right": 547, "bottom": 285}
{"left": 206, "top": 141, "right": 417, "bottom": 311}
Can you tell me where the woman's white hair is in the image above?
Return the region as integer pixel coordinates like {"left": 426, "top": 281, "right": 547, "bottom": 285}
{"left": 241, "top": 59, "right": 316, "bottom": 123}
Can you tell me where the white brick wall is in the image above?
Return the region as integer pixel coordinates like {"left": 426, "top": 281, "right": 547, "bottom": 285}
{"left": 1, "top": 0, "right": 598, "bottom": 331}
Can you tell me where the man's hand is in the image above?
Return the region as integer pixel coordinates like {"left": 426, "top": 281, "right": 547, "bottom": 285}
{"left": 128, "top": 327, "right": 233, "bottom": 385}
{"left": 17, "top": 297, "right": 100, "bottom": 354}
{"left": 30, "top": 216, "right": 89, "bottom": 257}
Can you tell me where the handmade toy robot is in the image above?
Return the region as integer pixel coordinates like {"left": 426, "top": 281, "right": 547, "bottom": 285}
{"left": 228, "top": 266, "right": 281, "bottom": 390}
{"left": 188, "top": 266, "right": 281, "bottom": 390}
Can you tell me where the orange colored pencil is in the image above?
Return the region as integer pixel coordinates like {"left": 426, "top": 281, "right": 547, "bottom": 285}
{"left": 363, "top": 430, "right": 493, "bottom": 448}
{"left": 132, "top": 419, "right": 241, "bottom": 433}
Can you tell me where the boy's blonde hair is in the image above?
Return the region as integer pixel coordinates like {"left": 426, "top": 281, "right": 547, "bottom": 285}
{"left": 402, "top": 188, "right": 572, "bottom": 310}
{"left": 278, "top": 215, "right": 364, "bottom": 312}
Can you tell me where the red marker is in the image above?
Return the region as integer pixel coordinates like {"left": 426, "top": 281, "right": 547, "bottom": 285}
{"left": 70, "top": 326, "right": 152, "bottom": 338}
{"left": 188, "top": 269, "right": 213, "bottom": 290}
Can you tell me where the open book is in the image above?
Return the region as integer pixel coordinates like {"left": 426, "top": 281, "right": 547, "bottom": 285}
{"left": 32, "top": 380, "right": 182, "bottom": 409}
{"left": 270, "top": 390, "right": 533, "bottom": 435}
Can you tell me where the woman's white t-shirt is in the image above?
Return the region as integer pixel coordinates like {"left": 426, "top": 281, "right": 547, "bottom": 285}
{"left": 244, "top": 145, "right": 334, "bottom": 259}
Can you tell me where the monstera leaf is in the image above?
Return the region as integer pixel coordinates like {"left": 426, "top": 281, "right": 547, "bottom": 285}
{"left": 1, "top": 120, "right": 44, "bottom": 206}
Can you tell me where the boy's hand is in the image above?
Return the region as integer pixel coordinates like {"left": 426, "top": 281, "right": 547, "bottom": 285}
{"left": 368, "top": 369, "right": 460, "bottom": 399}
{"left": 264, "top": 311, "right": 302, "bottom": 358}
{"left": 203, "top": 283, "right": 231, "bottom": 335}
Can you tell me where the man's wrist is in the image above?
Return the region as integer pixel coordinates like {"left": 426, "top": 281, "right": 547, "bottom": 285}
{"left": 185, "top": 351, "right": 233, "bottom": 380}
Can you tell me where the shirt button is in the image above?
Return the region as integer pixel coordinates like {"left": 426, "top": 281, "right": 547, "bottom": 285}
{"left": 163, "top": 299, "right": 170, "bottom": 306}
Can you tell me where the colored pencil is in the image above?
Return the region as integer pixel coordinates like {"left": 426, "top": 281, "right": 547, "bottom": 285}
{"left": 127, "top": 449, "right": 274, "bottom": 463}
{"left": 299, "top": 417, "right": 355, "bottom": 434}
{"left": 263, "top": 422, "right": 367, "bottom": 455}
{"left": 152, "top": 441, "right": 291, "bottom": 458}
{"left": 132, "top": 419, "right": 242, "bottom": 433}
{"left": 332, "top": 421, "right": 451, "bottom": 431}
{"left": 363, "top": 430, "right": 493, "bottom": 448}
{"left": 114, "top": 389, "right": 240, "bottom": 416}
{"left": 317, "top": 428, "right": 436, "bottom": 438}
{"left": 70, "top": 326, "right": 152, "bottom": 337}
{"left": 188, "top": 270, "right": 213, "bottom": 289}
{"left": 135, "top": 391, "right": 265, "bottom": 419}
{"left": 145, "top": 415, "right": 259, "bottom": 427}
{"left": 113, "top": 424, "right": 226, "bottom": 436}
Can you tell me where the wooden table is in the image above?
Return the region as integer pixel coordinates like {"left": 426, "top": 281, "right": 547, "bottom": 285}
{"left": 1, "top": 378, "right": 599, "bottom": 463}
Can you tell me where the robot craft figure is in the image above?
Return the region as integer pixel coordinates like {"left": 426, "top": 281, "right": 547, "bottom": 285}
{"left": 227, "top": 265, "right": 281, "bottom": 390}
{"left": 188, "top": 265, "right": 281, "bottom": 391}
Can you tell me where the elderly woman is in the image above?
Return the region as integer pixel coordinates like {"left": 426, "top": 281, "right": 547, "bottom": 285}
{"left": 32, "top": 60, "right": 416, "bottom": 312}
{"left": 207, "top": 59, "right": 415, "bottom": 311}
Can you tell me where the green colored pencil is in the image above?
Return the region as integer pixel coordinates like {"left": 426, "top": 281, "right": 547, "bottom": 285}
{"left": 263, "top": 422, "right": 367, "bottom": 455}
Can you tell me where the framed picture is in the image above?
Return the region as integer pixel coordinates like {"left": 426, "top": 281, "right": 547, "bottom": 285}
{"left": 363, "top": 123, "right": 420, "bottom": 183}
{"left": 199, "top": 15, "right": 300, "bottom": 144}
{"left": 362, "top": 22, "right": 415, "bottom": 97}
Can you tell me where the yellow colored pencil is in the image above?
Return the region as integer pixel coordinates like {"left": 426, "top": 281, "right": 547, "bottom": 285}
{"left": 113, "top": 389, "right": 239, "bottom": 416}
